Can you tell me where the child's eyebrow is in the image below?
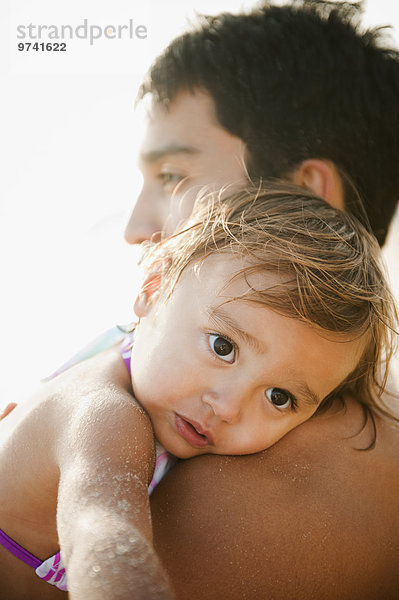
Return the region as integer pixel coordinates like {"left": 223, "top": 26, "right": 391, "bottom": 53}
{"left": 294, "top": 382, "right": 321, "bottom": 407}
{"left": 207, "top": 306, "right": 266, "bottom": 355}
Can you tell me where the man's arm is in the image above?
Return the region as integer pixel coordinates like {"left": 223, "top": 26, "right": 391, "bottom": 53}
{"left": 151, "top": 397, "right": 399, "bottom": 600}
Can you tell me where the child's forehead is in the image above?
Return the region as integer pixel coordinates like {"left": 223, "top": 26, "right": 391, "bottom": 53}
{"left": 179, "top": 252, "right": 279, "bottom": 298}
{"left": 178, "top": 254, "right": 366, "bottom": 372}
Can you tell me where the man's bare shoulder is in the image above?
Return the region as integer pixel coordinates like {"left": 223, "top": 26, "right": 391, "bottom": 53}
{"left": 151, "top": 398, "right": 399, "bottom": 600}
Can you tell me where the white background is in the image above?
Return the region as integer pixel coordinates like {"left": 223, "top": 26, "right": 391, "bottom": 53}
{"left": 1, "top": 0, "right": 398, "bottom": 401}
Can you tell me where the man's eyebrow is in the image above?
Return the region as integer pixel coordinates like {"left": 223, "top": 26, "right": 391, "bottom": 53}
{"left": 140, "top": 144, "right": 200, "bottom": 163}
{"left": 207, "top": 306, "right": 266, "bottom": 355}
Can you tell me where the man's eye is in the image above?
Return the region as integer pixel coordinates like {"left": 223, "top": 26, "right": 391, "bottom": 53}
{"left": 158, "top": 172, "right": 184, "bottom": 191}
{"left": 209, "top": 334, "right": 236, "bottom": 363}
{"left": 265, "top": 387, "right": 295, "bottom": 410}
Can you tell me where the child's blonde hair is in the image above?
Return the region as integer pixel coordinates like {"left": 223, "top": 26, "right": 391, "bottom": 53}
{"left": 141, "top": 183, "right": 398, "bottom": 426}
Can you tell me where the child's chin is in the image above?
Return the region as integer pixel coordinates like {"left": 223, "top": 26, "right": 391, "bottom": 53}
{"left": 175, "top": 446, "right": 209, "bottom": 460}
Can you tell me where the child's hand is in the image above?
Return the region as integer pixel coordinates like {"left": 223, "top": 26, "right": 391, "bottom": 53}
{"left": 0, "top": 402, "right": 17, "bottom": 420}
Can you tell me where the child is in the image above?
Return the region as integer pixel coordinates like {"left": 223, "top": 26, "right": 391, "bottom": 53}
{"left": 0, "top": 184, "right": 397, "bottom": 599}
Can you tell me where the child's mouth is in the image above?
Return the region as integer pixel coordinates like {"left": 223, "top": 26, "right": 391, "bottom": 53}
{"left": 175, "top": 414, "right": 214, "bottom": 448}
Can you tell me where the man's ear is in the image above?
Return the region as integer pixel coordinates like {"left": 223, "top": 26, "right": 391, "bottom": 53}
{"left": 134, "top": 269, "right": 162, "bottom": 318}
{"left": 292, "top": 159, "right": 344, "bottom": 210}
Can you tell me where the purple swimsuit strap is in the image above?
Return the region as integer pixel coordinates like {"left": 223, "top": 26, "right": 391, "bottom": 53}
{"left": 121, "top": 331, "right": 134, "bottom": 374}
{"left": 0, "top": 528, "right": 41, "bottom": 569}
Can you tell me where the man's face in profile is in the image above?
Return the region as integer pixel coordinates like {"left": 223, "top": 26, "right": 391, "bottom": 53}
{"left": 125, "top": 91, "right": 248, "bottom": 244}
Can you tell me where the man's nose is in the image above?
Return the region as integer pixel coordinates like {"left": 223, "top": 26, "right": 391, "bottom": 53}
{"left": 124, "top": 189, "right": 161, "bottom": 245}
{"left": 201, "top": 388, "right": 245, "bottom": 424}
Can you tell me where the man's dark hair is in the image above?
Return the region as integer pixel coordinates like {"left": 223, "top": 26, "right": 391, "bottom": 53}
{"left": 138, "top": 0, "right": 399, "bottom": 245}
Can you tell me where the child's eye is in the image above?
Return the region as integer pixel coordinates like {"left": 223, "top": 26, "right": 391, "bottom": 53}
{"left": 265, "top": 387, "right": 295, "bottom": 411}
{"left": 208, "top": 334, "right": 236, "bottom": 363}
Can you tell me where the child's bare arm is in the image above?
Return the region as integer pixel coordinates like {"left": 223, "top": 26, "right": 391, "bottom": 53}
{"left": 53, "top": 349, "right": 174, "bottom": 599}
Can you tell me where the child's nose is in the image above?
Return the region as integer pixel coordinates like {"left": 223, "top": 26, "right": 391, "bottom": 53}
{"left": 201, "top": 389, "right": 244, "bottom": 424}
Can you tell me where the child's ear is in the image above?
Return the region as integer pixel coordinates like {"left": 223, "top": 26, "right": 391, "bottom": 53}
{"left": 133, "top": 269, "right": 162, "bottom": 318}
{"left": 292, "top": 159, "right": 344, "bottom": 210}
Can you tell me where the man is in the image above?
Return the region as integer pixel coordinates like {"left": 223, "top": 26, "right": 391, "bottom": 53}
{"left": 127, "top": 2, "right": 399, "bottom": 598}
{"left": 126, "top": 1, "right": 399, "bottom": 247}
{"left": 3, "top": 1, "right": 399, "bottom": 598}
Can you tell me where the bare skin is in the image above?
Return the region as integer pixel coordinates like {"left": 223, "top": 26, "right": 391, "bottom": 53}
{"left": 2, "top": 90, "right": 397, "bottom": 599}
{"left": 0, "top": 347, "right": 174, "bottom": 600}
{"left": 151, "top": 399, "right": 399, "bottom": 600}
{"left": 2, "top": 349, "right": 398, "bottom": 599}
{"left": 125, "top": 90, "right": 399, "bottom": 598}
